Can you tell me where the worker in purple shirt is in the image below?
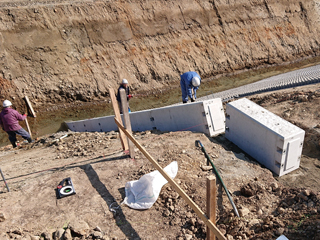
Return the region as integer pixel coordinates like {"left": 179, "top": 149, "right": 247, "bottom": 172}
{"left": 180, "top": 71, "right": 201, "bottom": 103}
{"left": 0, "top": 100, "right": 32, "bottom": 148}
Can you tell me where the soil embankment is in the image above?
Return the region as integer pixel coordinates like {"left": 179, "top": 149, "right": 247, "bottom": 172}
{"left": 0, "top": 0, "right": 320, "bottom": 109}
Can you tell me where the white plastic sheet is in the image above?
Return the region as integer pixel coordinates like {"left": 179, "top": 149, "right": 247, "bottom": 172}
{"left": 276, "top": 235, "right": 289, "bottom": 240}
{"left": 122, "top": 161, "right": 178, "bottom": 210}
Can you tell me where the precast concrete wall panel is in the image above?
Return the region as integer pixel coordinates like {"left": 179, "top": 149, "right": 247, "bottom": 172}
{"left": 225, "top": 98, "right": 305, "bottom": 176}
{"left": 66, "top": 98, "right": 225, "bottom": 137}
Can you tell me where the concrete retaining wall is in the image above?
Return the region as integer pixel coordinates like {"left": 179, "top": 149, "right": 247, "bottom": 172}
{"left": 225, "top": 98, "right": 305, "bottom": 176}
{"left": 66, "top": 98, "right": 225, "bottom": 137}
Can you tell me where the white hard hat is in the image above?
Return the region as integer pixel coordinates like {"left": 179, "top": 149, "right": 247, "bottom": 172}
{"left": 122, "top": 79, "right": 128, "bottom": 84}
{"left": 192, "top": 77, "right": 201, "bottom": 87}
{"left": 3, "top": 100, "right": 12, "bottom": 108}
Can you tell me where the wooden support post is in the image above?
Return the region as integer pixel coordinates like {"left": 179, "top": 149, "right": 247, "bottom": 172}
{"left": 109, "top": 88, "right": 129, "bottom": 151}
{"left": 119, "top": 89, "right": 135, "bottom": 158}
{"left": 114, "top": 118, "right": 226, "bottom": 240}
{"left": 25, "top": 118, "right": 32, "bottom": 139}
{"left": 24, "top": 96, "right": 36, "bottom": 118}
{"left": 207, "top": 175, "right": 217, "bottom": 240}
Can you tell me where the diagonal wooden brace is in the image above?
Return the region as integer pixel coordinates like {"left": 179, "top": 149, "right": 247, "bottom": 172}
{"left": 114, "top": 117, "right": 226, "bottom": 240}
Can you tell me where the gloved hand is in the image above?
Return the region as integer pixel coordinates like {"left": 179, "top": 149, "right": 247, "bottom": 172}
{"left": 128, "top": 94, "right": 133, "bottom": 99}
{"left": 23, "top": 114, "right": 27, "bottom": 117}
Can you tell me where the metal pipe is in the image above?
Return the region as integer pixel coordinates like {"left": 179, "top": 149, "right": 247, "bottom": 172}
{"left": 196, "top": 140, "right": 239, "bottom": 217}
{"left": 0, "top": 168, "right": 10, "bottom": 192}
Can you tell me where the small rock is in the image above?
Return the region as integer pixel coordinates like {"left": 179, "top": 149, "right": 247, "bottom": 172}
{"left": 94, "top": 226, "right": 102, "bottom": 232}
{"left": 307, "top": 201, "right": 315, "bottom": 208}
{"left": 41, "top": 232, "right": 51, "bottom": 240}
{"left": 169, "top": 205, "right": 175, "bottom": 212}
{"left": 57, "top": 146, "right": 64, "bottom": 151}
{"left": 257, "top": 209, "right": 263, "bottom": 215}
{"left": 22, "top": 234, "right": 32, "bottom": 240}
{"left": 186, "top": 212, "right": 193, "bottom": 218}
{"left": 201, "top": 165, "right": 213, "bottom": 171}
{"left": 283, "top": 112, "right": 290, "bottom": 118}
{"left": 93, "top": 231, "right": 103, "bottom": 239}
{"left": 303, "top": 189, "right": 311, "bottom": 196}
{"left": 275, "top": 228, "right": 285, "bottom": 236}
{"left": 13, "top": 229, "right": 23, "bottom": 235}
{"left": 241, "top": 186, "right": 255, "bottom": 197}
{"left": 270, "top": 182, "right": 278, "bottom": 190}
{"left": 190, "top": 218, "right": 197, "bottom": 226}
{"left": 69, "top": 220, "right": 89, "bottom": 236}
{"left": 163, "top": 209, "right": 170, "bottom": 217}
{"left": 226, "top": 234, "right": 234, "bottom": 240}
{"left": 248, "top": 219, "right": 260, "bottom": 228}
{"left": 53, "top": 229, "right": 64, "bottom": 240}
{"left": 0, "top": 213, "right": 6, "bottom": 222}
{"left": 310, "top": 209, "right": 318, "bottom": 214}
{"left": 185, "top": 234, "right": 192, "bottom": 240}
{"left": 31, "top": 236, "right": 40, "bottom": 240}
{"left": 277, "top": 207, "right": 285, "bottom": 214}
{"left": 239, "top": 207, "right": 250, "bottom": 217}
{"left": 64, "top": 229, "right": 72, "bottom": 240}
{"left": 297, "top": 192, "right": 308, "bottom": 201}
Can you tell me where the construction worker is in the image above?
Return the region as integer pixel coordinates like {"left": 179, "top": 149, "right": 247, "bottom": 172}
{"left": 0, "top": 100, "right": 32, "bottom": 148}
{"left": 180, "top": 71, "right": 201, "bottom": 103}
{"left": 117, "top": 79, "right": 133, "bottom": 113}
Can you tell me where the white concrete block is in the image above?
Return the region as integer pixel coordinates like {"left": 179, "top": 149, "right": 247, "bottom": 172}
{"left": 66, "top": 98, "right": 225, "bottom": 137}
{"left": 225, "top": 98, "right": 305, "bottom": 176}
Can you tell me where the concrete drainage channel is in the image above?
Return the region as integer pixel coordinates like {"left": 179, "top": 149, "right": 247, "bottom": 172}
{"left": 197, "top": 64, "right": 320, "bottom": 102}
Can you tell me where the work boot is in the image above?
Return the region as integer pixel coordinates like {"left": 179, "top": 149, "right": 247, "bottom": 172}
{"left": 11, "top": 142, "right": 17, "bottom": 148}
{"left": 27, "top": 138, "right": 34, "bottom": 143}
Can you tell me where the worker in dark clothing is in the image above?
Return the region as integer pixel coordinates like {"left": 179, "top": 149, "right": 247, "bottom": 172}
{"left": 0, "top": 100, "right": 32, "bottom": 148}
{"left": 117, "top": 79, "right": 133, "bottom": 113}
{"left": 180, "top": 71, "right": 201, "bottom": 103}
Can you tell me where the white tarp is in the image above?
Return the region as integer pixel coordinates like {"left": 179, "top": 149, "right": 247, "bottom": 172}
{"left": 122, "top": 161, "right": 178, "bottom": 210}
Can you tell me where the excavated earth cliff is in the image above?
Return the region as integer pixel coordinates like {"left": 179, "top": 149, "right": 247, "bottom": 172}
{"left": 0, "top": 0, "right": 319, "bottom": 108}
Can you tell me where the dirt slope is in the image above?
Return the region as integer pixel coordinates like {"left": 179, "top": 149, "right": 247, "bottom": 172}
{"left": 1, "top": 83, "right": 320, "bottom": 240}
{"left": 0, "top": 0, "right": 320, "bottom": 107}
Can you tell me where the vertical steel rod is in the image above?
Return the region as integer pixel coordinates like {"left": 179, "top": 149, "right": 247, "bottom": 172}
{"left": 197, "top": 140, "right": 240, "bottom": 218}
{"left": 0, "top": 168, "right": 10, "bottom": 192}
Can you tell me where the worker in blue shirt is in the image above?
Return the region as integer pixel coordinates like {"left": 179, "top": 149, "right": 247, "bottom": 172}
{"left": 180, "top": 71, "right": 201, "bottom": 103}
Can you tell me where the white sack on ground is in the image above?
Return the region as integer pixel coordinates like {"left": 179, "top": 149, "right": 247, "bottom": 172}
{"left": 122, "top": 161, "right": 178, "bottom": 210}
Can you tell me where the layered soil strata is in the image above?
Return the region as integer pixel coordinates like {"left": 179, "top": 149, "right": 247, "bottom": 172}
{"left": 0, "top": 0, "right": 319, "bottom": 107}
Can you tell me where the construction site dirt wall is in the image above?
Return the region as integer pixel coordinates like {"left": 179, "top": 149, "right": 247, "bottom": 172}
{"left": 0, "top": 0, "right": 319, "bottom": 106}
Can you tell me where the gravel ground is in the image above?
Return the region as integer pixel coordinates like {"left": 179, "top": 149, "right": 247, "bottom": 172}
{"left": 197, "top": 64, "right": 320, "bottom": 102}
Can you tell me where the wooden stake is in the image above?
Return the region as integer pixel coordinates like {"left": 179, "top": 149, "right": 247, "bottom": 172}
{"left": 25, "top": 118, "right": 32, "bottom": 139}
{"left": 24, "top": 96, "right": 36, "bottom": 118}
{"left": 114, "top": 118, "right": 226, "bottom": 240}
{"left": 207, "top": 175, "right": 217, "bottom": 240}
{"left": 109, "top": 88, "right": 129, "bottom": 151}
{"left": 119, "top": 89, "right": 135, "bottom": 158}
